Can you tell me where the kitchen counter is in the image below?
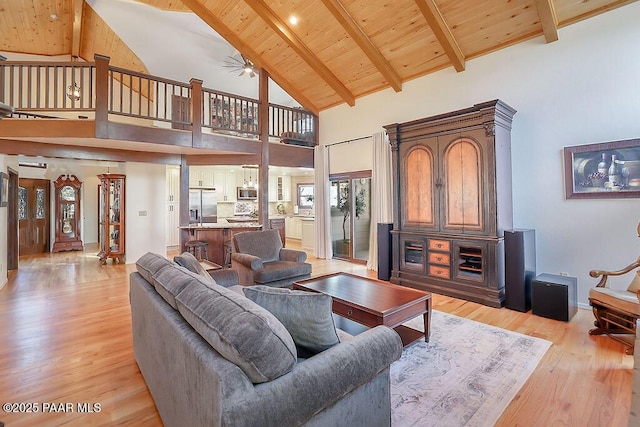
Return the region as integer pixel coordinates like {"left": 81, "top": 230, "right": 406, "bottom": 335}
{"left": 180, "top": 223, "right": 262, "bottom": 266}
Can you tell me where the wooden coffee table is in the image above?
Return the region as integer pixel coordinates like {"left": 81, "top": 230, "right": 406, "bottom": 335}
{"left": 293, "top": 272, "right": 431, "bottom": 346}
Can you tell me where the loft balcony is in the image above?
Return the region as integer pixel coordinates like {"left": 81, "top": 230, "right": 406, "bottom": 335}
{"left": 0, "top": 55, "right": 317, "bottom": 167}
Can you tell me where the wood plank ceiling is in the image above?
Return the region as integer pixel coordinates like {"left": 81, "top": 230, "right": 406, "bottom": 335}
{"left": 1, "top": 0, "right": 637, "bottom": 114}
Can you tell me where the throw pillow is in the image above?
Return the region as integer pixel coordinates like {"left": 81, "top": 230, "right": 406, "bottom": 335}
{"left": 173, "top": 252, "right": 216, "bottom": 286}
{"left": 243, "top": 285, "right": 340, "bottom": 358}
{"left": 176, "top": 281, "right": 297, "bottom": 383}
{"left": 627, "top": 271, "right": 640, "bottom": 294}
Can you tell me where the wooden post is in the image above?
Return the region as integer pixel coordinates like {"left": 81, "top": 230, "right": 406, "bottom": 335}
{"left": 190, "top": 78, "right": 203, "bottom": 148}
{"left": 258, "top": 69, "right": 270, "bottom": 229}
{"left": 94, "top": 54, "right": 110, "bottom": 138}
{"left": 179, "top": 155, "right": 190, "bottom": 253}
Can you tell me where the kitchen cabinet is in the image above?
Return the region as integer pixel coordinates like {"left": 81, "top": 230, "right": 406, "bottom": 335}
{"left": 285, "top": 216, "right": 303, "bottom": 240}
{"left": 268, "top": 175, "right": 278, "bottom": 202}
{"left": 277, "top": 176, "right": 292, "bottom": 201}
{"left": 190, "top": 166, "right": 215, "bottom": 188}
{"left": 301, "top": 218, "right": 315, "bottom": 254}
{"left": 385, "top": 100, "right": 516, "bottom": 308}
{"left": 214, "top": 172, "right": 237, "bottom": 202}
{"left": 166, "top": 166, "right": 180, "bottom": 202}
{"left": 166, "top": 166, "right": 181, "bottom": 247}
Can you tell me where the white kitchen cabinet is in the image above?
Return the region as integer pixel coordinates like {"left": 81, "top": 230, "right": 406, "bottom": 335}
{"left": 166, "top": 166, "right": 180, "bottom": 202}
{"left": 214, "top": 172, "right": 237, "bottom": 202}
{"left": 190, "top": 166, "right": 215, "bottom": 188}
{"left": 277, "top": 176, "right": 292, "bottom": 201}
{"left": 301, "top": 218, "right": 315, "bottom": 255}
{"left": 166, "top": 203, "right": 180, "bottom": 247}
{"left": 286, "top": 216, "right": 303, "bottom": 240}
{"left": 268, "top": 175, "right": 278, "bottom": 202}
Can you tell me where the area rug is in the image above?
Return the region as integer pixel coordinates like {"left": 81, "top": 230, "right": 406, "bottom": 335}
{"left": 391, "top": 310, "right": 551, "bottom": 426}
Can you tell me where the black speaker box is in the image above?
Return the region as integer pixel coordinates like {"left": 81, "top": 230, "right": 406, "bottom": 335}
{"left": 504, "top": 229, "right": 536, "bottom": 312}
{"left": 531, "top": 273, "right": 578, "bottom": 322}
{"left": 377, "top": 223, "right": 393, "bottom": 281}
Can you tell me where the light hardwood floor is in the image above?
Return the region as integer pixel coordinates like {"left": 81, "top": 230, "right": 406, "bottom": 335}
{"left": 0, "top": 243, "right": 633, "bottom": 426}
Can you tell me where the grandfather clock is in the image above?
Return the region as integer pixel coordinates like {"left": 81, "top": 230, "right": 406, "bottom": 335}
{"left": 52, "top": 174, "right": 84, "bottom": 252}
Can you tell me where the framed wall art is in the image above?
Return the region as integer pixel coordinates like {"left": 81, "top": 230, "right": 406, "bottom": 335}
{"left": 0, "top": 172, "right": 8, "bottom": 207}
{"left": 564, "top": 138, "right": 640, "bottom": 199}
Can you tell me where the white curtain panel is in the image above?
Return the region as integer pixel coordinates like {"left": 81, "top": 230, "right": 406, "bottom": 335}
{"left": 314, "top": 144, "right": 332, "bottom": 259}
{"left": 367, "top": 131, "right": 394, "bottom": 271}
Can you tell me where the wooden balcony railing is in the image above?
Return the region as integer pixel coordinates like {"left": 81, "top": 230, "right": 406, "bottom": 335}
{"left": 0, "top": 55, "right": 318, "bottom": 146}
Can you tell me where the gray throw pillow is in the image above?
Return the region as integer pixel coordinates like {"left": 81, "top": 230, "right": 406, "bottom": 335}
{"left": 243, "top": 285, "right": 340, "bottom": 358}
{"left": 173, "top": 252, "right": 216, "bottom": 286}
{"left": 176, "top": 281, "right": 297, "bottom": 383}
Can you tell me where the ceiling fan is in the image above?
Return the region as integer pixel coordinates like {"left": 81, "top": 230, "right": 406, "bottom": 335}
{"left": 223, "top": 54, "right": 257, "bottom": 78}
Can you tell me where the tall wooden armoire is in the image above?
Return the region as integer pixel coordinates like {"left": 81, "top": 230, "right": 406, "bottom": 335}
{"left": 384, "top": 100, "right": 516, "bottom": 307}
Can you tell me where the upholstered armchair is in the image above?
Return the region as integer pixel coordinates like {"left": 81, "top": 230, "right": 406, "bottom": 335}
{"left": 231, "top": 229, "right": 312, "bottom": 287}
{"left": 588, "top": 223, "right": 640, "bottom": 355}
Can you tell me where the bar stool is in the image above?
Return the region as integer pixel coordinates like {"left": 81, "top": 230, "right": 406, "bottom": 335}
{"left": 185, "top": 240, "right": 209, "bottom": 261}
{"left": 223, "top": 241, "right": 232, "bottom": 268}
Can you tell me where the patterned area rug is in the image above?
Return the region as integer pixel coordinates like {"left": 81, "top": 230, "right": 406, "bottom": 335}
{"left": 391, "top": 310, "right": 551, "bottom": 427}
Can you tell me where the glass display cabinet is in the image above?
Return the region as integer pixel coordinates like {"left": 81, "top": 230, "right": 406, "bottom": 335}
{"left": 52, "top": 174, "right": 84, "bottom": 252}
{"left": 98, "top": 174, "right": 125, "bottom": 264}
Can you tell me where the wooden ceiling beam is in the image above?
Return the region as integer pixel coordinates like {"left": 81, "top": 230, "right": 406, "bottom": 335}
{"left": 414, "top": 0, "right": 465, "bottom": 72}
{"left": 320, "top": 0, "right": 402, "bottom": 92}
{"left": 245, "top": 0, "right": 355, "bottom": 106}
{"left": 179, "top": 0, "right": 320, "bottom": 115}
{"left": 71, "top": 0, "right": 84, "bottom": 58}
{"left": 533, "top": 0, "right": 559, "bottom": 43}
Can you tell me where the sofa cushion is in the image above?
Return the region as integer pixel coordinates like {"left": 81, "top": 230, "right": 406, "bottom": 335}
{"left": 173, "top": 252, "right": 216, "bottom": 286}
{"left": 254, "top": 261, "right": 312, "bottom": 284}
{"left": 243, "top": 285, "right": 340, "bottom": 358}
{"left": 234, "top": 230, "right": 282, "bottom": 262}
{"left": 153, "top": 262, "right": 215, "bottom": 309}
{"left": 175, "top": 280, "right": 297, "bottom": 383}
{"left": 136, "top": 252, "right": 173, "bottom": 284}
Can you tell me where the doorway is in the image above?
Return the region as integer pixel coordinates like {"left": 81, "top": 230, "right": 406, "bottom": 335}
{"left": 329, "top": 171, "right": 371, "bottom": 263}
{"left": 18, "top": 178, "right": 51, "bottom": 255}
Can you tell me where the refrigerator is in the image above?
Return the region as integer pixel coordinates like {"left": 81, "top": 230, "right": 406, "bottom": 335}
{"left": 189, "top": 188, "right": 218, "bottom": 224}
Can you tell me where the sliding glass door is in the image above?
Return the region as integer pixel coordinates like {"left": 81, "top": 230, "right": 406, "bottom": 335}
{"left": 329, "top": 172, "right": 371, "bottom": 263}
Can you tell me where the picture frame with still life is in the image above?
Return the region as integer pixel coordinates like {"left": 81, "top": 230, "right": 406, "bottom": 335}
{"left": 0, "top": 172, "right": 8, "bottom": 207}
{"left": 564, "top": 138, "right": 640, "bottom": 199}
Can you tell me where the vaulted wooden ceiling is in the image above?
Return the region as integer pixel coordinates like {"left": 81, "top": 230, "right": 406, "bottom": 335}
{"left": 1, "top": 0, "right": 637, "bottom": 114}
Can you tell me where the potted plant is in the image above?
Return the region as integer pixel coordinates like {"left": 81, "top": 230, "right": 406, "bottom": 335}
{"left": 335, "top": 184, "right": 366, "bottom": 257}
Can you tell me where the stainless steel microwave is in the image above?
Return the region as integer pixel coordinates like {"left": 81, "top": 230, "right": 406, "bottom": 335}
{"left": 237, "top": 187, "right": 258, "bottom": 200}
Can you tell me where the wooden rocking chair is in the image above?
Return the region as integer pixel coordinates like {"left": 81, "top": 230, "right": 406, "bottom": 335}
{"left": 588, "top": 223, "right": 640, "bottom": 355}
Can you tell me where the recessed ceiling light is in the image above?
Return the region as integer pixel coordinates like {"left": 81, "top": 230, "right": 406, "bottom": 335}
{"left": 289, "top": 16, "right": 298, "bottom": 25}
{"left": 50, "top": 14, "right": 58, "bottom": 20}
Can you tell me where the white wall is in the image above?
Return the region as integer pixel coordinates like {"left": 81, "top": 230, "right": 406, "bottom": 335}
{"left": 320, "top": 4, "right": 640, "bottom": 306}
{"left": 122, "top": 162, "right": 167, "bottom": 263}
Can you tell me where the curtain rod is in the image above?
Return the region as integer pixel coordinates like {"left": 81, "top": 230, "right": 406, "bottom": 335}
{"left": 325, "top": 135, "right": 372, "bottom": 147}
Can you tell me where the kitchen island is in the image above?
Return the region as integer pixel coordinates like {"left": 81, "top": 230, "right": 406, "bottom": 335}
{"left": 179, "top": 221, "right": 262, "bottom": 267}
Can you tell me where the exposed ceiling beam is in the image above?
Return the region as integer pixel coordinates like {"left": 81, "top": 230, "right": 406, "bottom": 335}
{"left": 71, "top": 0, "right": 84, "bottom": 58}
{"left": 179, "top": 0, "right": 320, "bottom": 115}
{"left": 414, "top": 0, "right": 465, "bottom": 72}
{"left": 533, "top": 0, "right": 559, "bottom": 43}
{"left": 320, "top": 0, "right": 402, "bottom": 92}
{"left": 245, "top": 0, "right": 356, "bottom": 106}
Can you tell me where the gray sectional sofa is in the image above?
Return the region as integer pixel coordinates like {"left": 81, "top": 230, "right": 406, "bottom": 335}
{"left": 130, "top": 252, "right": 403, "bottom": 427}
